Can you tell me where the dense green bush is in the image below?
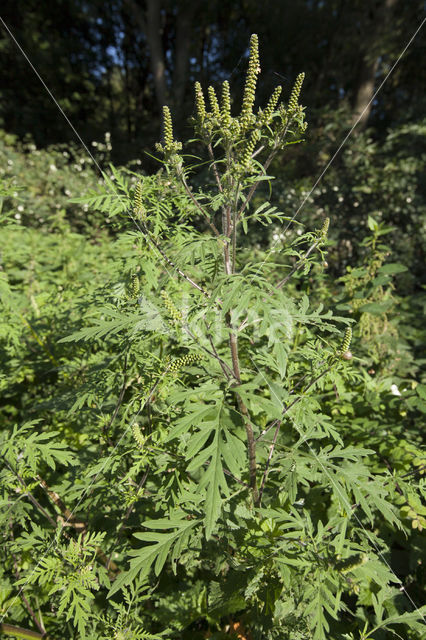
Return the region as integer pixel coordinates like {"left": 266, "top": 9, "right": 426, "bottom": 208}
{"left": 271, "top": 112, "right": 426, "bottom": 289}
{"left": 0, "top": 128, "right": 130, "bottom": 233}
{"left": 0, "top": 36, "right": 425, "bottom": 640}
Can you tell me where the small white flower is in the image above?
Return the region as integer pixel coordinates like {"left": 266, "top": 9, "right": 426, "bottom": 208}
{"left": 353, "top": 201, "right": 359, "bottom": 208}
{"left": 64, "top": 189, "right": 71, "bottom": 196}
{"left": 49, "top": 164, "right": 57, "bottom": 172}
{"left": 14, "top": 213, "right": 21, "bottom": 220}
{"left": 17, "top": 205, "right": 24, "bottom": 212}
{"left": 406, "top": 197, "right": 412, "bottom": 203}
{"left": 391, "top": 384, "right": 401, "bottom": 396}
{"left": 333, "top": 185, "right": 338, "bottom": 191}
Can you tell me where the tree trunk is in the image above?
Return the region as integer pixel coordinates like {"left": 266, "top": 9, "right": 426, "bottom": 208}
{"left": 172, "top": 1, "right": 195, "bottom": 123}
{"left": 145, "top": 0, "right": 168, "bottom": 112}
{"left": 351, "top": 0, "right": 398, "bottom": 129}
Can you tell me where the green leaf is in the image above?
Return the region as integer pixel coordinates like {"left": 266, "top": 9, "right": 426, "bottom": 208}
{"left": 358, "top": 300, "right": 393, "bottom": 314}
{"left": 377, "top": 262, "right": 408, "bottom": 275}
{"left": 367, "top": 216, "right": 378, "bottom": 230}
{"left": 108, "top": 518, "right": 199, "bottom": 597}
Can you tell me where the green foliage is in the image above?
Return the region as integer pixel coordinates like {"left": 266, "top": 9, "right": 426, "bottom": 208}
{"left": 288, "top": 117, "right": 426, "bottom": 287}
{"left": 0, "top": 35, "right": 424, "bottom": 640}
{"left": 0, "top": 129, "right": 116, "bottom": 232}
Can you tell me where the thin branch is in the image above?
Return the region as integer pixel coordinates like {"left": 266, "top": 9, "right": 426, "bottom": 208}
{"left": 106, "top": 467, "right": 150, "bottom": 570}
{"left": 180, "top": 172, "right": 220, "bottom": 237}
{"left": 182, "top": 320, "right": 235, "bottom": 379}
{"left": 275, "top": 238, "right": 321, "bottom": 289}
{"left": 103, "top": 351, "right": 129, "bottom": 445}
{"left": 130, "top": 213, "right": 211, "bottom": 297}
{"left": 2, "top": 456, "right": 57, "bottom": 529}
{"left": 258, "top": 420, "right": 281, "bottom": 506}
{"left": 236, "top": 392, "right": 259, "bottom": 504}
{"left": 207, "top": 142, "right": 223, "bottom": 193}
{"left": 203, "top": 319, "right": 232, "bottom": 381}
{"left": 3, "top": 458, "right": 120, "bottom": 576}
{"left": 236, "top": 122, "right": 291, "bottom": 225}
{"left": 236, "top": 147, "right": 278, "bottom": 222}
{"left": 0, "top": 624, "right": 44, "bottom": 640}
{"left": 36, "top": 475, "right": 120, "bottom": 576}
{"left": 256, "top": 364, "right": 334, "bottom": 442}
{"left": 9, "top": 520, "right": 46, "bottom": 636}
{"left": 231, "top": 179, "right": 241, "bottom": 273}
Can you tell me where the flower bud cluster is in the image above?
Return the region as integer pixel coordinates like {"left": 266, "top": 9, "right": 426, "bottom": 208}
{"left": 319, "top": 217, "right": 330, "bottom": 240}
{"left": 288, "top": 73, "right": 305, "bottom": 114}
{"left": 194, "top": 81, "right": 206, "bottom": 123}
{"left": 133, "top": 182, "right": 146, "bottom": 220}
{"left": 168, "top": 353, "right": 204, "bottom": 372}
{"left": 239, "top": 34, "right": 260, "bottom": 131}
{"left": 129, "top": 273, "right": 140, "bottom": 298}
{"left": 133, "top": 181, "right": 143, "bottom": 213}
{"left": 161, "top": 290, "right": 183, "bottom": 325}
{"left": 338, "top": 327, "right": 352, "bottom": 356}
{"left": 220, "top": 80, "right": 232, "bottom": 129}
{"left": 208, "top": 86, "right": 221, "bottom": 119}
{"left": 259, "top": 86, "right": 282, "bottom": 126}
{"left": 240, "top": 129, "right": 261, "bottom": 169}
{"left": 191, "top": 34, "right": 307, "bottom": 161}
{"left": 155, "top": 106, "right": 183, "bottom": 160}
{"left": 132, "top": 423, "right": 145, "bottom": 449}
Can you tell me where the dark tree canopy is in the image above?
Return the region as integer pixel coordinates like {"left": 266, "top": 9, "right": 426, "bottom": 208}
{"left": 0, "top": 0, "right": 425, "bottom": 155}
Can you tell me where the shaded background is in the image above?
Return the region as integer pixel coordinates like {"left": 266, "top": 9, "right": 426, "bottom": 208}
{"left": 1, "top": 0, "right": 424, "bottom": 152}
{"left": 0, "top": 0, "right": 425, "bottom": 283}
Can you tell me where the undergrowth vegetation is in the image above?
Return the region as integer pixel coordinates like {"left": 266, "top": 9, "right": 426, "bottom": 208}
{"left": 0, "top": 35, "right": 425, "bottom": 640}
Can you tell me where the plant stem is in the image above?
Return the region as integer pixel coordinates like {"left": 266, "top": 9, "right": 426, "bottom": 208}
{"left": 256, "top": 364, "right": 334, "bottom": 441}
{"left": 258, "top": 420, "right": 281, "bottom": 505}
{"left": 180, "top": 171, "right": 221, "bottom": 237}
{"left": 131, "top": 214, "right": 211, "bottom": 297}
{"left": 275, "top": 237, "right": 321, "bottom": 289}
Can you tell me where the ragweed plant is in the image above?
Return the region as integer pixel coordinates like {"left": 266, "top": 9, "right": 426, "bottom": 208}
{"left": 1, "top": 37, "right": 425, "bottom": 640}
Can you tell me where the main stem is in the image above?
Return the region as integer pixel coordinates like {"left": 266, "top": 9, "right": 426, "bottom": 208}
{"left": 221, "top": 161, "right": 258, "bottom": 504}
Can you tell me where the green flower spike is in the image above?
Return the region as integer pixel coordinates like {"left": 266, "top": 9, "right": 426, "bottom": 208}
{"left": 338, "top": 327, "right": 352, "bottom": 356}
{"left": 168, "top": 353, "right": 204, "bottom": 372}
{"left": 240, "top": 34, "right": 260, "bottom": 130}
{"left": 130, "top": 273, "right": 140, "bottom": 298}
{"left": 195, "top": 81, "right": 206, "bottom": 122}
{"left": 240, "top": 129, "right": 261, "bottom": 169}
{"left": 132, "top": 423, "right": 145, "bottom": 449}
{"left": 320, "top": 217, "right": 330, "bottom": 238}
{"left": 156, "top": 106, "right": 182, "bottom": 156}
{"left": 207, "top": 86, "right": 220, "bottom": 119}
{"left": 259, "top": 85, "right": 282, "bottom": 126}
{"left": 221, "top": 80, "right": 232, "bottom": 129}
{"left": 288, "top": 72, "right": 305, "bottom": 114}
{"left": 133, "top": 181, "right": 143, "bottom": 213}
{"left": 162, "top": 106, "right": 174, "bottom": 151}
{"left": 161, "top": 290, "right": 183, "bottom": 325}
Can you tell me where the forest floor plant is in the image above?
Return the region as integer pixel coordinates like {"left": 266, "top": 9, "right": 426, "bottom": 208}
{"left": 1, "top": 35, "right": 425, "bottom": 639}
